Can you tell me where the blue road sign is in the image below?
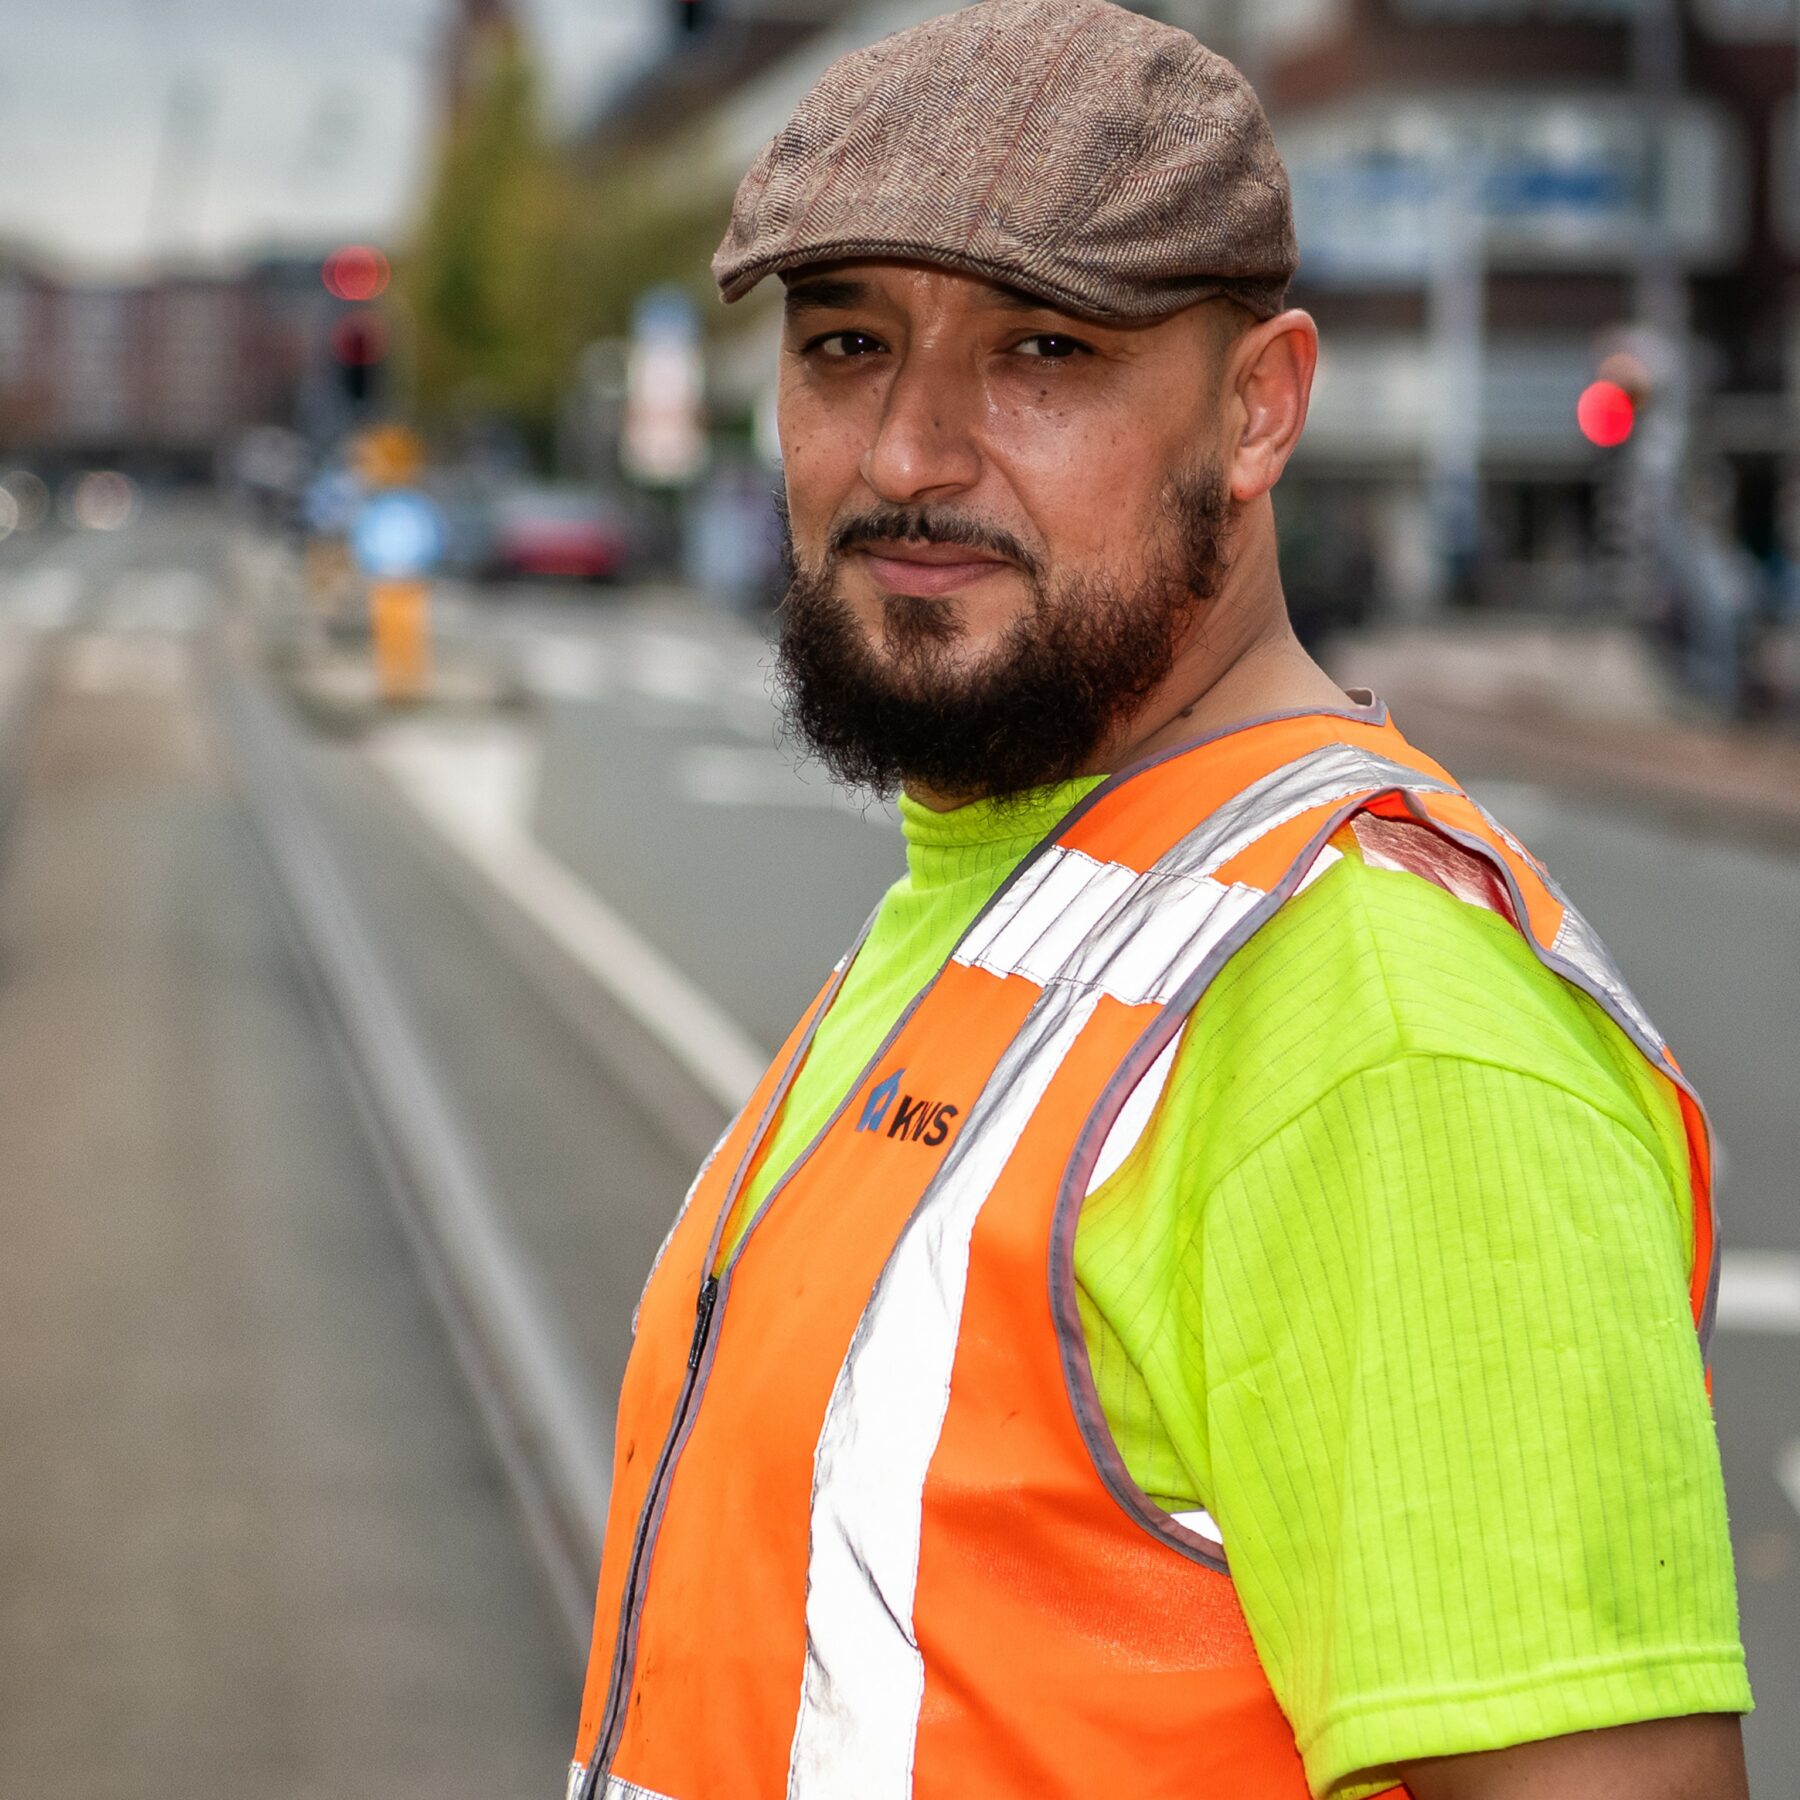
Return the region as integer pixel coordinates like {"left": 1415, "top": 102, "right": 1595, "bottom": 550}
{"left": 352, "top": 489, "right": 444, "bottom": 579}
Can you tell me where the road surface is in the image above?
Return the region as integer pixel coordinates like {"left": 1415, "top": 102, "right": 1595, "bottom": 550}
{"left": 0, "top": 500, "right": 1793, "bottom": 1794}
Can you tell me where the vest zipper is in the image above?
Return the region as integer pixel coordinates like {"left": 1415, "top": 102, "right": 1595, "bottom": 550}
{"left": 581, "top": 929, "right": 875, "bottom": 1797}
{"left": 687, "top": 1274, "right": 719, "bottom": 1370}
{"left": 585, "top": 1273, "right": 721, "bottom": 1792}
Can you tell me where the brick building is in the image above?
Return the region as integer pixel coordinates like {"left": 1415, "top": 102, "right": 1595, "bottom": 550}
{"left": 0, "top": 254, "right": 338, "bottom": 471}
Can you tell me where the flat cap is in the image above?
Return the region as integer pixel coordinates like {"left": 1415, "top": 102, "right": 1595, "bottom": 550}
{"left": 713, "top": 0, "right": 1297, "bottom": 324}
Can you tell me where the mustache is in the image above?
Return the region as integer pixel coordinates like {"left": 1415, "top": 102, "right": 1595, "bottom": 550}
{"left": 827, "top": 504, "right": 1042, "bottom": 579}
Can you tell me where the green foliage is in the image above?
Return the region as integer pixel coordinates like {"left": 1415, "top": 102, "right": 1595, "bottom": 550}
{"left": 402, "top": 21, "right": 734, "bottom": 440}
{"left": 401, "top": 28, "right": 574, "bottom": 428}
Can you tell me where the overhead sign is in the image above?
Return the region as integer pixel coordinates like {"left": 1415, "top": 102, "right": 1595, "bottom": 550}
{"left": 352, "top": 489, "right": 444, "bottom": 580}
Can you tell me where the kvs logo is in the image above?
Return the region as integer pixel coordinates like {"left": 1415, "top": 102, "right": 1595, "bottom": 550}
{"left": 855, "top": 1067, "right": 960, "bottom": 1147}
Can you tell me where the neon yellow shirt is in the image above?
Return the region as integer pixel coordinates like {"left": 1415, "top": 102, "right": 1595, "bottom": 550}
{"left": 726, "top": 775, "right": 1750, "bottom": 1796}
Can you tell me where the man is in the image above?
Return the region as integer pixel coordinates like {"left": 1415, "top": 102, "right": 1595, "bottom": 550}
{"left": 569, "top": 4, "right": 1751, "bottom": 1796}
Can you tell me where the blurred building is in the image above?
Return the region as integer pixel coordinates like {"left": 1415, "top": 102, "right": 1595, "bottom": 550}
{"left": 575, "top": 0, "right": 1800, "bottom": 629}
{"left": 1258, "top": 0, "right": 1795, "bottom": 627}
{"left": 0, "top": 252, "right": 339, "bottom": 473}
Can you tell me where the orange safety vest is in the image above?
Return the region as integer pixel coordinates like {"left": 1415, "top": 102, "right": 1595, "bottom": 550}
{"left": 569, "top": 707, "right": 1717, "bottom": 1800}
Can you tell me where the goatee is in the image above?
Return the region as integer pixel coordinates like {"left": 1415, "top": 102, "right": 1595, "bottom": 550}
{"left": 773, "top": 466, "right": 1234, "bottom": 804}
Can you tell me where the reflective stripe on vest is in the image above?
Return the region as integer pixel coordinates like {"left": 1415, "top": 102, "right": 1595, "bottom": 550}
{"left": 570, "top": 709, "right": 1717, "bottom": 1800}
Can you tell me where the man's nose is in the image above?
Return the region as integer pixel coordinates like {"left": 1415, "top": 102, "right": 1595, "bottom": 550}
{"left": 859, "top": 349, "right": 982, "bottom": 506}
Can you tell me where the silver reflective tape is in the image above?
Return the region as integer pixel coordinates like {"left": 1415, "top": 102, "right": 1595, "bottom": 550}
{"left": 963, "top": 857, "right": 1265, "bottom": 1011}
{"left": 1085, "top": 1025, "right": 1183, "bottom": 1195}
{"left": 1158, "top": 745, "right": 1452, "bottom": 883}
{"left": 957, "top": 747, "right": 1447, "bottom": 1000}
{"left": 786, "top": 988, "right": 1103, "bottom": 1800}
{"left": 956, "top": 847, "right": 1133, "bottom": 976}
{"left": 1549, "top": 902, "right": 1663, "bottom": 1049}
{"left": 1059, "top": 870, "right": 1262, "bottom": 1005}
{"left": 602, "top": 1778, "right": 682, "bottom": 1800}
{"left": 1169, "top": 1507, "right": 1225, "bottom": 1551}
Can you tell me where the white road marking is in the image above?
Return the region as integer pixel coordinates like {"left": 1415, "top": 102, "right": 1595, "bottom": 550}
{"left": 1714, "top": 1251, "right": 1800, "bottom": 1334}
{"left": 626, "top": 631, "right": 718, "bottom": 705}
{"left": 515, "top": 633, "right": 614, "bottom": 701}
{"left": 676, "top": 742, "right": 898, "bottom": 827}
{"left": 3, "top": 565, "right": 81, "bottom": 631}
{"left": 102, "top": 569, "right": 211, "bottom": 635}
{"left": 1777, "top": 1441, "right": 1800, "bottom": 1525}
{"left": 60, "top": 633, "right": 189, "bottom": 695}
{"left": 365, "top": 718, "right": 769, "bottom": 1112}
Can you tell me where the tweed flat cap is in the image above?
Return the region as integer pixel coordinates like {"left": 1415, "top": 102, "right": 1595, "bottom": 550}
{"left": 712, "top": 0, "right": 1297, "bottom": 324}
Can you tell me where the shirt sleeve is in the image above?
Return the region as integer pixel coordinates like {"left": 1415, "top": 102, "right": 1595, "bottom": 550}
{"left": 1194, "top": 1051, "right": 1752, "bottom": 1797}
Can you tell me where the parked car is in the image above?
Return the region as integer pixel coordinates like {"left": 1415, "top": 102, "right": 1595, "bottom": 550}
{"left": 487, "top": 485, "right": 633, "bottom": 582}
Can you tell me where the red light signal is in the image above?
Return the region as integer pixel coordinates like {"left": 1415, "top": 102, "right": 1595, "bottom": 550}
{"left": 331, "top": 312, "right": 388, "bottom": 366}
{"left": 1577, "top": 379, "right": 1635, "bottom": 448}
{"left": 323, "top": 245, "right": 391, "bottom": 302}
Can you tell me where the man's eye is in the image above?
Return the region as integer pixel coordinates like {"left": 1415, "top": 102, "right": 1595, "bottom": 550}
{"left": 808, "top": 331, "right": 885, "bottom": 358}
{"left": 1014, "top": 334, "right": 1089, "bottom": 359}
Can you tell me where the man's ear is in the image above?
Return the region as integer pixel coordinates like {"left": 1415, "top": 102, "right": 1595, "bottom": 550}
{"left": 1224, "top": 309, "right": 1317, "bottom": 506}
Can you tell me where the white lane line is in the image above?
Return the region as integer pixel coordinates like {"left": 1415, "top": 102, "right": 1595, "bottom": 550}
{"left": 60, "top": 632, "right": 189, "bottom": 695}
{"left": 365, "top": 718, "right": 768, "bottom": 1113}
{"left": 515, "top": 633, "right": 613, "bottom": 701}
{"left": 1777, "top": 1442, "right": 1800, "bottom": 1525}
{"left": 102, "top": 569, "right": 212, "bottom": 635}
{"left": 626, "top": 631, "right": 718, "bottom": 705}
{"left": 676, "top": 742, "right": 898, "bottom": 828}
{"left": 3, "top": 564, "right": 81, "bottom": 630}
{"left": 1714, "top": 1251, "right": 1800, "bottom": 1334}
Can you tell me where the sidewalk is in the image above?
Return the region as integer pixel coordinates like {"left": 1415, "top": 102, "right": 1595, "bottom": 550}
{"left": 1331, "top": 624, "right": 1800, "bottom": 849}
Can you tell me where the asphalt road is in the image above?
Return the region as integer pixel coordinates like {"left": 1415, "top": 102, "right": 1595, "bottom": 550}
{"left": 0, "top": 501, "right": 1793, "bottom": 1794}
{"left": 0, "top": 510, "right": 577, "bottom": 1799}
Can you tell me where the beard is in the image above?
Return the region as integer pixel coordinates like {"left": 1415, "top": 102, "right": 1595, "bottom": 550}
{"left": 772, "top": 464, "right": 1234, "bottom": 804}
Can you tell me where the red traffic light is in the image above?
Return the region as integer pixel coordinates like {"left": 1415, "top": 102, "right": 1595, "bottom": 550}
{"left": 1577, "top": 379, "right": 1635, "bottom": 448}
{"left": 331, "top": 311, "right": 388, "bottom": 366}
{"left": 323, "top": 245, "right": 391, "bottom": 302}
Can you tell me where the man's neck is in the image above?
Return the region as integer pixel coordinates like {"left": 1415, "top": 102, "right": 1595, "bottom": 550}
{"left": 1087, "top": 516, "right": 1351, "bottom": 775}
{"left": 1096, "top": 620, "right": 1351, "bottom": 776}
{"left": 902, "top": 521, "right": 1353, "bottom": 813}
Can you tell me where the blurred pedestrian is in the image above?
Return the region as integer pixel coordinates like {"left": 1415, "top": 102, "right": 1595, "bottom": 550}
{"left": 567, "top": 6, "right": 1750, "bottom": 1798}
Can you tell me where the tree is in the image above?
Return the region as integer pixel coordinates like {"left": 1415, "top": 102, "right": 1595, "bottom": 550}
{"left": 401, "top": 18, "right": 573, "bottom": 433}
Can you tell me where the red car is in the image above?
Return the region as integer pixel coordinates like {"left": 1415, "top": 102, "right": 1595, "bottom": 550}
{"left": 489, "top": 486, "right": 632, "bottom": 581}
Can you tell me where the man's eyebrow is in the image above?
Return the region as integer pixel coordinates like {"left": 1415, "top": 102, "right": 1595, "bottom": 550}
{"left": 782, "top": 277, "right": 868, "bottom": 314}
{"left": 982, "top": 282, "right": 1072, "bottom": 315}
{"left": 779, "top": 273, "right": 1090, "bottom": 322}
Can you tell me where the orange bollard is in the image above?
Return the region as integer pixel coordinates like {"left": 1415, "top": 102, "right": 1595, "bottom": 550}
{"left": 370, "top": 578, "right": 430, "bottom": 703}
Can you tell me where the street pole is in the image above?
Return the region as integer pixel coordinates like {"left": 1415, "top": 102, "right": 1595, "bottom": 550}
{"left": 1625, "top": 0, "right": 1690, "bottom": 623}
{"left": 1784, "top": 2, "right": 1800, "bottom": 593}
{"left": 1426, "top": 153, "right": 1486, "bottom": 609}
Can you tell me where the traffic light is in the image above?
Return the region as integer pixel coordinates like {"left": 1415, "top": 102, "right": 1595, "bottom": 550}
{"left": 1577, "top": 379, "right": 1635, "bottom": 448}
{"left": 1577, "top": 348, "right": 1651, "bottom": 449}
{"left": 323, "top": 244, "right": 391, "bottom": 303}
{"left": 331, "top": 310, "right": 388, "bottom": 409}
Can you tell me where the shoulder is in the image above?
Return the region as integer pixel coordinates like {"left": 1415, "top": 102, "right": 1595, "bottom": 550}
{"left": 1176, "top": 815, "right": 1678, "bottom": 1179}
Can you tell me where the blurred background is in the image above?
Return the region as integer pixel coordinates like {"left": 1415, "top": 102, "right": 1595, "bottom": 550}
{"left": 0, "top": 1, "right": 1797, "bottom": 1796}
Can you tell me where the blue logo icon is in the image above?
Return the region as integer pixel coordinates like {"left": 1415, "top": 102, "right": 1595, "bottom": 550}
{"left": 857, "top": 1068, "right": 903, "bottom": 1134}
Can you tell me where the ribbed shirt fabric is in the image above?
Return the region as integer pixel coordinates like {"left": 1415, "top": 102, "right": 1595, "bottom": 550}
{"left": 723, "top": 775, "right": 1750, "bottom": 1796}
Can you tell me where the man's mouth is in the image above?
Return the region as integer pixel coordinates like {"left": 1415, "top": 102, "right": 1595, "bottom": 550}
{"left": 849, "top": 539, "right": 1015, "bottom": 598}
